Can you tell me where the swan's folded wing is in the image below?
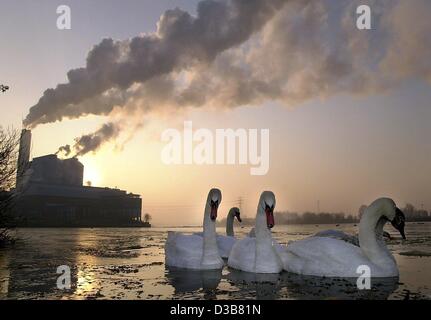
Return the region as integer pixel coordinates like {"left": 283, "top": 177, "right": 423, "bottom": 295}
{"left": 273, "top": 241, "right": 289, "bottom": 269}
{"left": 191, "top": 233, "right": 236, "bottom": 259}
{"left": 228, "top": 237, "right": 256, "bottom": 273}
{"left": 165, "top": 232, "right": 204, "bottom": 269}
{"left": 217, "top": 235, "right": 236, "bottom": 259}
{"left": 313, "top": 230, "right": 359, "bottom": 246}
{"left": 285, "top": 237, "right": 366, "bottom": 277}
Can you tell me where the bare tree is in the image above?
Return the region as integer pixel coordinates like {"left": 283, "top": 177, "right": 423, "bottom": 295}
{"left": 0, "top": 84, "right": 10, "bottom": 93}
{"left": 0, "top": 126, "right": 19, "bottom": 246}
{"left": 403, "top": 203, "right": 415, "bottom": 216}
{"left": 143, "top": 213, "right": 152, "bottom": 224}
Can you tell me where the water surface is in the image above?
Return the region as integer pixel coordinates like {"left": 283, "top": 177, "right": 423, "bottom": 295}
{"left": 0, "top": 223, "right": 430, "bottom": 300}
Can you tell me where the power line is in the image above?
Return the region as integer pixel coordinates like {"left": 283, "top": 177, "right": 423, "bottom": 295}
{"left": 237, "top": 196, "right": 243, "bottom": 211}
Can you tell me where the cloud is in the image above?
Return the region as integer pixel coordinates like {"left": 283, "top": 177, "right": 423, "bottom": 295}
{"left": 23, "top": 0, "right": 431, "bottom": 157}
{"left": 24, "top": 0, "right": 286, "bottom": 128}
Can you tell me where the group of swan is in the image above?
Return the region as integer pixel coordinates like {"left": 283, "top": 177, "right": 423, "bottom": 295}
{"left": 165, "top": 189, "right": 406, "bottom": 278}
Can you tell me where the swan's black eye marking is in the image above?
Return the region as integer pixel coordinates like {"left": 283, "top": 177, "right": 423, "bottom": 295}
{"left": 386, "top": 207, "right": 405, "bottom": 224}
{"left": 211, "top": 200, "right": 219, "bottom": 208}
{"left": 395, "top": 207, "right": 406, "bottom": 222}
{"left": 235, "top": 209, "right": 242, "bottom": 222}
{"left": 264, "top": 202, "right": 274, "bottom": 211}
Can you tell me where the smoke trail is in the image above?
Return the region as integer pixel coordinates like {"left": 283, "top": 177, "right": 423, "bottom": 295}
{"left": 25, "top": 0, "right": 431, "bottom": 157}
{"left": 24, "top": 0, "right": 287, "bottom": 128}
{"left": 57, "top": 122, "right": 121, "bottom": 157}
{"left": 56, "top": 145, "right": 71, "bottom": 157}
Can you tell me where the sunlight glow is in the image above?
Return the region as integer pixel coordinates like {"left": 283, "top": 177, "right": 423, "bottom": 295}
{"left": 82, "top": 159, "right": 102, "bottom": 187}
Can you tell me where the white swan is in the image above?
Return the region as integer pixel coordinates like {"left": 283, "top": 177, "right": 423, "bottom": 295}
{"left": 165, "top": 188, "right": 224, "bottom": 270}
{"left": 228, "top": 191, "right": 284, "bottom": 274}
{"left": 225, "top": 207, "right": 242, "bottom": 237}
{"left": 194, "top": 207, "right": 242, "bottom": 258}
{"left": 283, "top": 198, "right": 406, "bottom": 277}
{"left": 217, "top": 207, "right": 242, "bottom": 258}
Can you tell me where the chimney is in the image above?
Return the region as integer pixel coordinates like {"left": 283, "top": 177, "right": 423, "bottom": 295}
{"left": 16, "top": 129, "right": 32, "bottom": 189}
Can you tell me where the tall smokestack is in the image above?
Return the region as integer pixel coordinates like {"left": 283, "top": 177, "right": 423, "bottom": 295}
{"left": 16, "top": 129, "right": 31, "bottom": 190}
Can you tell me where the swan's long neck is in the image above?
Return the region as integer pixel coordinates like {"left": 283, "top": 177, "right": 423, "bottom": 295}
{"left": 359, "top": 210, "right": 395, "bottom": 270}
{"left": 254, "top": 205, "right": 276, "bottom": 270}
{"left": 201, "top": 202, "right": 220, "bottom": 266}
{"left": 226, "top": 210, "right": 235, "bottom": 237}
{"left": 255, "top": 207, "right": 272, "bottom": 240}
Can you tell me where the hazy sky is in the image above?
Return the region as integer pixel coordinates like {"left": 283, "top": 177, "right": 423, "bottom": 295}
{"left": 1, "top": 0, "right": 430, "bottom": 225}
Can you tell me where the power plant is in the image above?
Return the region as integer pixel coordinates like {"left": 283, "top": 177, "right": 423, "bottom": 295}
{"left": 13, "top": 129, "right": 145, "bottom": 227}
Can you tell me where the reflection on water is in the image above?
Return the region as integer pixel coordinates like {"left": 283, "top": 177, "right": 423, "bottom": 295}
{"left": 0, "top": 223, "right": 430, "bottom": 300}
{"left": 0, "top": 250, "right": 10, "bottom": 295}
{"left": 226, "top": 269, "right": 281, "bottom": 300}
{"left": 279, "top": 273, "right": 399, "bottom": 300}
{"left": 225, "top": 269, "right": 399, "bottom": 300}
{"left": 166, "top": 268, "right": 222, "bottom": 299}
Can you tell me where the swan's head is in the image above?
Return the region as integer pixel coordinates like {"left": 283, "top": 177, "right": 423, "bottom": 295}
{"left": 259, "top": 191, "right": 276, "bottom": 229}
{"left": 207, "top": 188, "right": 222, "bottom": 221}
{"left": 230, "top": 207, "right": 242, "bottom": 223}
{"left": 368, "top": 198, "right": 406, "bottom": 240}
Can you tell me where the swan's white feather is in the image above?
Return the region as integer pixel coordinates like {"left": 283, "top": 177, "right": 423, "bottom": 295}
{"left": 217, "top": 235, "right": 237, "bottom": 259}
{"left": 193, "top": 232, "right": 237, "bottom": 258}
{"left": 284, "top": 236, "right": 397, "bottom": 277}
{"left": 314, "top": 229, "right": 392, "bottom": 245}
{"left": 313, "top": 230, "right": 359, "bottom": 246}
{"left": 165, "top": 232, "right": 222, "bottom": 270}
{"left": 228, "top": 237, "right": 283, "bottom": 274}
{"left": 228, "top": 237, "right": 256, "bottom": 273}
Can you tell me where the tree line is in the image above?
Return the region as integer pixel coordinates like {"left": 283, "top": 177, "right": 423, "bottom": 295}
{"left": 218, "top": 204, "right": 431, "bottom": 226}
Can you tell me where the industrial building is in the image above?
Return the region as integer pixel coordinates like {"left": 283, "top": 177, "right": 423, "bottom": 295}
{"left": 13, "top": 129, "right": 146, "bottom": 227}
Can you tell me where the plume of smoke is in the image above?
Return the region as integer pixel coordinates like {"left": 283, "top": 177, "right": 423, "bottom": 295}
{"left": 57, "top": 122, "right": 121, "bottom": 157}
{"left": 24, "top": 0, "right": 287, "bottom": 128}
{"left": 56, "top": 145, "right": 71, "bottom": 157}
{"left": 25, "top": 0, "right": 431, "bottom": 157}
